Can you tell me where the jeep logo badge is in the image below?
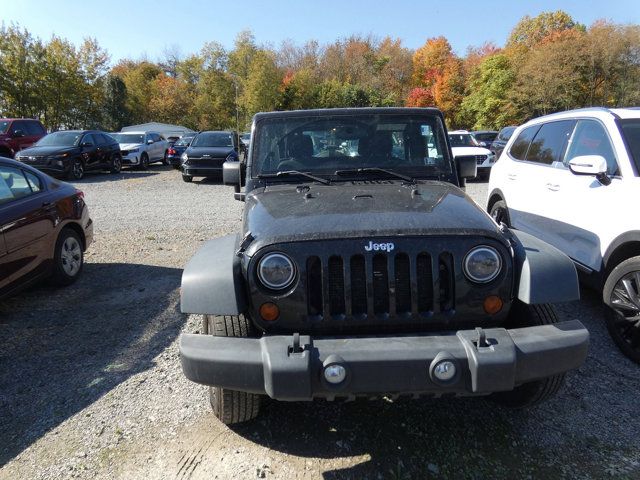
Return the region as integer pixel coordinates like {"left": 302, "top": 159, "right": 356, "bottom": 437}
{"left": 364, "top": 241, "right": 395, "bottom": 252}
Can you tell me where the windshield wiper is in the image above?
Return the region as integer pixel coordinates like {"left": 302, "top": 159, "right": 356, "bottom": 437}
{"left": 334, "top": 168, "right": 416, "bottom": 184}
{"left": 258, "top": 170, "right": 331, "bottom": 185}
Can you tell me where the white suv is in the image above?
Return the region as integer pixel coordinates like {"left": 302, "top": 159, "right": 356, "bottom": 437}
{"left": 111, "top": 131, "right": 169, "bottom": 169}
{"left": 448, "top": 130, "right": 495, "bottom": 179}
{"left": 487, "top": 107, "right": 640, "bottom": 362}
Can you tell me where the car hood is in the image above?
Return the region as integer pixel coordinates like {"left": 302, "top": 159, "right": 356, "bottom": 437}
{"left": 243, "top": 181, "right": 504, "bottom": 254}
{"left": 451, "top": 146, "right": 492, "bottom": 157}
{"left": 17, "top": 145, "right": 79, "bottom": 157}
{"left": 119, "top": 143, "right": 143, "bottom": 150}
{"left": 186, "top": 146, "right": 234, "bottom": 157}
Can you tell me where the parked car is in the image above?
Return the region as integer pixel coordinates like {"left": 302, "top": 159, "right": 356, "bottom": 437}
{"left": 111, "top": 131, "right": 169, "bottom": 169}
{"left": 487, "top": 107, "right": 640, "bottom": 363}
{"left": 0, "top": 118, "right": 47, "bottom": 158}
{"left": 180, "top": 131, "right": 239, "bottom": 183}
{"left": 490, "top": 126, "right": 517, "bottom": 160}
{"left": 14, "top": 130, "right": 122, "bottom": 180}
{"left": 178, "top": 107, "right": 589, "bottom": 425}
{"left": 471, "top": 130, "right": 498, "bottom": 148}
{"left": 448, "top": 130, "right": 495, "bottom": 179}
{"left": 0, "top": 156, "right": 93, "bottom": 299}
{"left": 167, "top": 135, "right": 194, "bottom": 168}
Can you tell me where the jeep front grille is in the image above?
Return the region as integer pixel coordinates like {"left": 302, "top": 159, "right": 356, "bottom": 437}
{"left": 306, "top": 252, "right": 455, "bottom": 319}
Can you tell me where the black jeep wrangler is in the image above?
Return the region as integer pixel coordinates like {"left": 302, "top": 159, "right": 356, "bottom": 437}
{"left": 179, "top": 108, "right": 589, "bottom": 425}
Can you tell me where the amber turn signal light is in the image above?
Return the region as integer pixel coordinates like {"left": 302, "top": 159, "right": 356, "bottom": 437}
{"left": 259, "top": 302, "right": 280, "bottom": 321}
{"left": 483, "top": 295, "right": 503, "bottom": 315}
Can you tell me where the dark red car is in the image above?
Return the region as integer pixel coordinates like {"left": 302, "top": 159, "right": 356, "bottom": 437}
{"left": 0, "top": 156, "right": 93, "bottom": 299}
{"left": 0, "top": 118, "right": 47, "bottom": 158}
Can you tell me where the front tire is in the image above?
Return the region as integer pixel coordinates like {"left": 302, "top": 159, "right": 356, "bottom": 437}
{"left": 140, "top": 153, "right": 149, "bottom": 170}
{"left": 603, "top": 255, "right": 640, "bottom": 363}
{"left": 489, "top": 199, "right": 511, "bottom": 227}
{"left": 68, "top": 158, "right": 84, "bottom": 180}
{"left": 162, "top": 150, "right": 170, "bottom": 165}
{"left": 492, "top": 302, "right": 565, "bottom": 408}
{"left": 51, "top": 228, "right": 84, "bottom": 286}
{"left": 110, "top": 154, "right": 122, "bottom": 174}
{"left": 205, "top": 315, "right": 262, "bottom": 425}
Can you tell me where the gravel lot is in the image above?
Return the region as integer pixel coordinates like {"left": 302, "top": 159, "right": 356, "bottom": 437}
{"left": 1, "top": 167, "right": 639, "bottom": 480}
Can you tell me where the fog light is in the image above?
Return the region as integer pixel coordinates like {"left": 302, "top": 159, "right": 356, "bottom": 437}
{"left": 323, "top": 364, "right": 346, "bottom": 384}
{"left": 259, "top": 302, "right": 279, "bottom": 321}
{"left": 483, "top": 295, "right": 503, "bottom": 314}
{"left": 433, "top": 360, "right": 456, "bottom": 382}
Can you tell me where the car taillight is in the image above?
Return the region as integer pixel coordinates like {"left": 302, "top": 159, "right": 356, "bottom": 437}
{"left": 168, "top": 148, "right": 176, "bottom": 155}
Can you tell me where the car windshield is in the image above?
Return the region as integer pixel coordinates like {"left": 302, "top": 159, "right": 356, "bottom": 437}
{"left": 448, "top": 133, "right": 478, "bottom": 147}
{"left": 473, "top": 132, "right": 497, "bottom": 143}
{"left": 241, "top": 133, "right": 250, "bottom": 141}
{"left": 0, "top": 121, "right": 10, "bottom": 134}
{"left": 500, "top": 127, "right": 516, "bottom": 140}
{"left": 253, "top": 113, "right": 451, "bottom": 178}
{"left": 619, "top": 119, "right": 640, "bottom": 173}
{"left": 174, "top": 136, "right": 193, "bottom": 146}
{"left": 111, "top": 133, "right": 144, "bottom": 144}
{"left": 191, "top": 132, "right": 233, "bottom": 148}
{"left": 36, "top": 131, "right": 83, "bottom": 146}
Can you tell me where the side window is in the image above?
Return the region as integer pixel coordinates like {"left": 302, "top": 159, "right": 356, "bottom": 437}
{"left": 509, "top": 125, "right": 540, "bottom": 160}
{"left": 565, "top": 120, "right": 618, "bottom": 175}
{"left": 81, "top": 133, "right": 95, "bottom": 146}
{"left": 24, "top": 170, "right": 43, "bottom": 192}
{"left": 9, "top": 121, "right": 25, "bottom": 136}
{"left": 0, "top": 166, "right": 33, "bottom": 205}
{"left": 95, "top": 134, "right": 107, "bottom": 146}
{"left": 25, "top": 121, "right": 44, "bottom": 136}
{"left": 153, "top": 133, "right": 162, "bottom": 143}
{"left": 525, "top": 120, "right": 575, "bottom": 165}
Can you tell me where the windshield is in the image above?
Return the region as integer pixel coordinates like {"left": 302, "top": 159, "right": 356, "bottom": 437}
{"left": 253, "top": 114, "right": 451, "bottom": 178}
{"left": 36, "top": 131, "right": 83, "bottom": 147}
{"left": 174, "top": 136, "right": 193, "bottom": 146}
{"left": 448, "top": 133, "right": 478, "bottom": 147}
{"left": 619, "top": 119, "right": 640, "bottom": 173}
{"left": 473, "top": 132, "right": 497, "bottom": 143}
{"left": 192, "top": 132, "right": 233, "bottom": 148}
{"left": 0, "top": 121, "right": 10, "bottom": 134}
{"left": 111, "top": 133, "right": 144, "bottom": 144}
{"left": 241, "top": 133, "right": 251, "bottom": 141}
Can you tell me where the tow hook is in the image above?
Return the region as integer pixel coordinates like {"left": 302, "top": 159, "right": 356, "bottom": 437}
{"left": 289, "top": 332, "right": 304, "bottom": 355}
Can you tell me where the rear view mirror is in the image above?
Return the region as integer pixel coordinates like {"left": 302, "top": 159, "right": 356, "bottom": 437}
{"left": 569, "top": 155, "right": 611, "bottom": 185}
{"left": 456, "top": 155, "right": 477, "bottom": 180}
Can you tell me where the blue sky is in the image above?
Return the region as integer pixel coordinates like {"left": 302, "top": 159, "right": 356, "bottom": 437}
{"left": 3, "top": 0, "right": 639, "bottom": 63}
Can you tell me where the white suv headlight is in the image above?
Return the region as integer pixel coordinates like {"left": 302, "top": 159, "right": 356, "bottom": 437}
{"left": 463, "top": 246, "right": 501, "bottom": 283}
{"left": 257, "top": 253, "right": 296, "bottom": 290}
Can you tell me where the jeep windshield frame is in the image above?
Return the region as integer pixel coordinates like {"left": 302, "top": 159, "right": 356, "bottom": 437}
{"left": 250, "top": 111, "right": 456, "bottom": 185}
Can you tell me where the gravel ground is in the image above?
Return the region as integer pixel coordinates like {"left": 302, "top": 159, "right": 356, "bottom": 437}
{"left": 1, "top": 167, "right": 639, "bottom": 480}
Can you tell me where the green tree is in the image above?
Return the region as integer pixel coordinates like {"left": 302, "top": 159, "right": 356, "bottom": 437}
{"left": 243, "top": 50, "right": 281, "bottom": 119}
{"left": 102, "top": 74, "right": 130, "bottom": 131}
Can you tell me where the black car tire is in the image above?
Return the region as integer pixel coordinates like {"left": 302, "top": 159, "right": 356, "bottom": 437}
{"left": 603, "top": 255, "right": 640, "bottom": 364}
{"left": 162, "top": 150, "right": 170, "bottom": 166}
{"left": 489, "top": 200, "right": 511, "bottom": 228}
{"left": 68, "top": 158, "right": 84, "bottom": 180}
{"left": 491, "top": 302, "right": 565, "bottom": 408}
{"left": 110, "top": 154, "right": 122, "bottom": 174}
{"left": 182, "top": 175, "right": 193, "bottom": 183}
{"left": 205, "top": 315, "right": 262, "bottom": 425}
{"left": 140, "top": 153, "right": 149, "bottom": 170}
{"left": 51, "top": 227, "right": 84, "bottom": 286}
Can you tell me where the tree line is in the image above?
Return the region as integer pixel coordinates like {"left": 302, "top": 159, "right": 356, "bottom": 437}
{"left": 1, "top": 10, "right": 639, "bottom": 133}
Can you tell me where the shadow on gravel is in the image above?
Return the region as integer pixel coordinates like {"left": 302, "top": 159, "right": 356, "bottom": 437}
{"left": 0, "top": 262, "right": 184, "bottom": 466}
{"left": 226, "top": 287, "right": 640, "bottom": 479}
{"left": 69, "top": 170, "right": 163, "bottom": 184}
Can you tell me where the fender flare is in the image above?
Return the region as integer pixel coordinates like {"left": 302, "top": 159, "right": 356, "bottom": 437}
{"left": 180, "top": 234, "right": 247, "bottom": 315}
{"left": 603, "top": 231, "right": 640, "bottom": 269}
{"left": 487, "top": 188, "right": 507, "bottom": 213}
{"left": 510, "top": 229, "right": 580, "bottom": 304}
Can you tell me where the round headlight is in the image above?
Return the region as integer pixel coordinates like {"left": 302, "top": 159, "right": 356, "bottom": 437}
{"left": 258, "top": 253, "right": 296, "bottom": 290}
{"left": 463, "top": 246, "right": 501, "bottom": 283}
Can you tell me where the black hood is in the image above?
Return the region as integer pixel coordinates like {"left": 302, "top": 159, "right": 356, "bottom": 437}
{"left": 186, "top": 146, "right": 234, "bottom": 158}
{"left": 17, "top": 145, "right": 79, "bottom": 156}
{"left": 243, "top": 181, "right": 504, "bottom": 254}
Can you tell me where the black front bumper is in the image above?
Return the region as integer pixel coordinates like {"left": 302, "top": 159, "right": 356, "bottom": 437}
{"left": 180, "top": 320, "right": 589, "bottom": 401}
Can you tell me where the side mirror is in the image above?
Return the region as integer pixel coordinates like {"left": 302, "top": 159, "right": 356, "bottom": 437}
{"left": 569, "top": 155, "right": 611, "bottom": 185}
{"left": 223, "top": 160, "right": 244, "bottom": 195}
{"left": 456, "top": 155, "right": 478, "bottom": 180}
{"left": 12, "top": 129, "right": 24, "bottom": 138}
{"left": 147, "top": 139, "right": 154, "bottom": 144}
{"left": 81, "top": 142, "right": 93, "bottom": 147}
{"left": 478, "top": 141, "right": 487, "bottom": 147}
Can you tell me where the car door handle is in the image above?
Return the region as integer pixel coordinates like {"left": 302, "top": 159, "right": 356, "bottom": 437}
{"left": 546, "top": 183, "right": 560, "bottom": 191}
{"left": 507, "top": 174, "right": 517, "bottom": 180}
